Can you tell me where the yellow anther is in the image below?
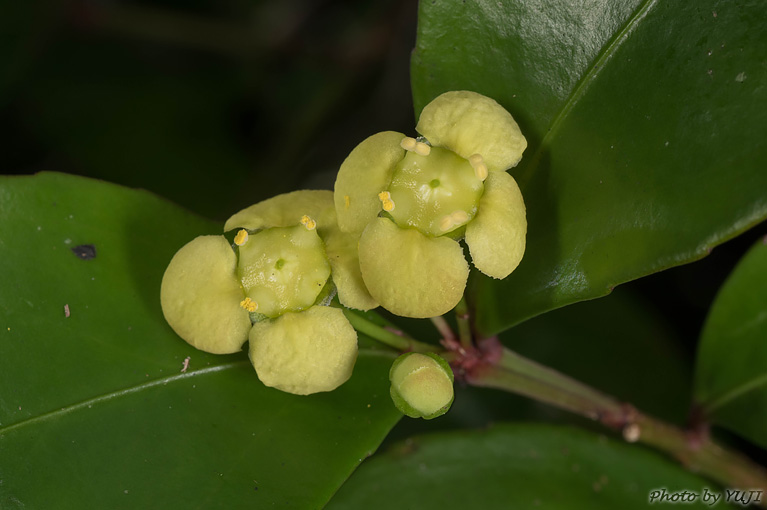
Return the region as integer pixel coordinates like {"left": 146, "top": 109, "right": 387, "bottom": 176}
{"left": 414, "top": 142, "right": 431, "bottom": 156}
{"left": 439, "top": 215, "right": 455, "bottom": 232}
{"left": 378, "top": 191, "right": 395, "bottom": 212}
{"left": 439, "top": 210, "right": 470, "bottom": 232}
{"left": 234, "top": 229, "right": 249, "bottom": 246}
{"left": 451, "top": 210, "right": 469, "bottom": 224}
{"left": 475, "top": 164, "right": 488, "bottom": 181}
{"left": 401, "top": 137, "right": 430, "bottom": 156}
{"left": 300, "top": 215, "right": 317, "bottom": 230}
{"left": 400, "top": 137, "right": 417, "bottom": 151}
{"left": 469, "top": 153, "right": 488, "bottom": 181}
{"left": 344, "top": 195, "right": 350, "bottom": 209}
{"left": 240, "top": 297, "right": 258, "bottom": 312}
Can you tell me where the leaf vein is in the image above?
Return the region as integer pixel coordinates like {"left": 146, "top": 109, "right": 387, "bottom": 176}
{"left": 0, "top": 361, "right": 249, "bottom": 436}
{"left": 521, "top": 0, "right": 659, "bottom": 188}
{"left": 0, "top": 349, "right": 397, "bottom": 436}
{"left": 704, "top": 372, "right": 767, "bottom": 415}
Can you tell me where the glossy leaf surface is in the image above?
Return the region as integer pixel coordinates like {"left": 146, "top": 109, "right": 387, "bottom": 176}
{"left": 0, "top": 173, "right": 401, "bottom": 508}
{"left": 412, "top": 0, "right": 767, "bottom": 335}
{"left": 329, "top": 424, "right": 723, "bottom": 509}
{"left": 694, "top": 236, "right": 767, "bottom": 449}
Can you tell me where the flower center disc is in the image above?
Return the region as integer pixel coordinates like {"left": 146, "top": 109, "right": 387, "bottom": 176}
{"left": 388, "top": 146, "right": 484, "bottom": 236}
{"left": 237, "top": 225, "right": 330, "bottom": 317}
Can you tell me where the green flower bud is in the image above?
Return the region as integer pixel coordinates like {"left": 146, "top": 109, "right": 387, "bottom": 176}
{"left": 389, "top": 352, "right": 454, "bottom": 419}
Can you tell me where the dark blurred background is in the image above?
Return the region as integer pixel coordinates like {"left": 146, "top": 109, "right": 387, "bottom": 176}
{"left": 4, "top": 0, "right": 766, "bottom": 460}
{"left": 2, "top": 0, "right": 417, "bottom": 220}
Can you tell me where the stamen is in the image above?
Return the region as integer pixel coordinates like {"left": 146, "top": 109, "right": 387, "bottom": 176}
{"left": 439, "top": 210, "right": 470, "bottom": 232}
{"left": 234, "top": 229, "right": 249, "bottom": 246}
{"left": 469, "top": 153, "right": 488, "bottom": 181}
{"left": 439, "top": 215, "right": 455, "bottom": 232}
{"left": 344, "top": 195, "right": 350, "bottom": 209}
{"left": 414, "top": 142, "right": 431, "bottom": 156}
{"left": 240, "top": 297, "right": 258, "bottom": 312}
{"left": 300, "top": 215, "right": 317, "bottom": 230}
{"left": 378, "top": 191, "right": 395, "bottom": 212}
{"left": 400, "top": 137, "right": 417, "bottom": 151}
{"left": 401, "top": 136, "right": 431, "bottom": 156}
{"left": 451, "top": 210, "right": 469, "bottom": 224}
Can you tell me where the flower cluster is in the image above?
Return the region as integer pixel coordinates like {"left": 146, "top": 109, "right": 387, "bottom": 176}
{"left": 160, "top": 90, "right": 527, "bottom": 416}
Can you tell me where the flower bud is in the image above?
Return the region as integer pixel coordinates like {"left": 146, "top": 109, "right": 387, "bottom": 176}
{"left": 389, "top": 352, "right": 454, "bottom": 419}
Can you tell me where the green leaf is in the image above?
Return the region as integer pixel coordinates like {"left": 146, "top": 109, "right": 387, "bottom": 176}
{"left": 0, "top": 173, "right": 401, "bottom": 508}
{"left": 412, "top": 0, "right": 767, "bottom": 335}
{"left": 328, "top": 424, "right": 725, "bottom": 509}
{"left": 694, "top": 236, "right": 767, "bottom": 449}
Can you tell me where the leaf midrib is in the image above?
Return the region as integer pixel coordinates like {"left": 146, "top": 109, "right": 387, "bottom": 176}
{"left": 704, "top": 372, "right": 767, "bottom": 415}
{"left": 521, "top": 0, "right": 659, "bottom": 190}
{"left": 0, "top": 348, "right": 396, "bottom": 436}
{"left": 0, "top": 361, "right": 250, "bottom": 436}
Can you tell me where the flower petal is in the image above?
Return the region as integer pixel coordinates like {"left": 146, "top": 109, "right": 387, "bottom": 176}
{"left": 334, "top": 131, "right": 405, "bottom": 234}
{"left": 416, "top": 90, "right": 527, "bottom": 172}
{"left": 358, "top": 217, "right": 469, "bottom": 318}
{"left": 160, "top": 235, "right": 251, "bottom": 354}
{"left": 224, "top": 190, "right": 335, "bottom": 233}
{"left": 323, "top": 226, "right": 379, "bottom": 311}
{"left": 249, "top": 306, "right": 358, "bottom": 395}
{"left": 465, "top": 170, "right": 526, "bottom": 279}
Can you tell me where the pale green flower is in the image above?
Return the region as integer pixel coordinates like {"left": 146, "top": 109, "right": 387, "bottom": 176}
{"left": 161, "top": 190, "right": 371, "bottom": 395}
{"left": 334, "top": 90, "right": 528, "bottom": 318}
